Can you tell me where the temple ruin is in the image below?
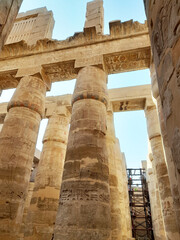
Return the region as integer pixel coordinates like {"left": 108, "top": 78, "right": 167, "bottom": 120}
{"left": 0, "top": 0, "right": 180, "bottom": 239}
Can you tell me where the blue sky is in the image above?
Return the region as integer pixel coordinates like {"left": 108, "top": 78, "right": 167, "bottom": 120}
{"left": 0, "top": 0, "right": 150, "bottom": 168}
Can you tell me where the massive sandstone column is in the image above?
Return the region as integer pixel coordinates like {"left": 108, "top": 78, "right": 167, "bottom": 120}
{"left": 115, "top": 139, "right": 133, "bottom": 240}
{"left": 147, "top": 147, "right": 166, "bottom": 240}
{"left": 150, "top": 64, "right": 180, "bottom": 229}
{"left": 144, "top": 0, "right": 180, "bottom": 233}
{"left": 145, "top": 105, "right": 180, "bottom": 240}
{"left": 0, "top": 68, "right": 48, "bottom": 239}
{"left": 0, "top": 0, "right": 23, "bottom": 51}
{"left": 106, "top": 109, "right": 124, "bottom": 240}
{"left": 121, "top": 152, "right": 132, "bottom": 239}
{"left": 54, "top": 65, "right": 111, "bottom": 240}
{"left": 24, "top": 107, "right": 70, "bottom": 240}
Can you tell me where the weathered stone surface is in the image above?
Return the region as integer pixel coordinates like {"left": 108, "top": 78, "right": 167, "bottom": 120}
{"left": 0, "top": 75, "right": 46, "bottom": 239}
{"left": 106, "top": 110, "right": 124, "bottom": 240}
{"left": 145, "top": 1, "right": 180, "bottom": 234}
{"left": 0, "top": 19, "right": 150, "bottom": 89}
{"left": 5, "top": 7, "right": 54, "bottom": 46}
{"left": 24, "top": 109, "right": 70, "bottom": 240}
{"left": 85, "top": 0, "right": 104, "bottom": 35}
{"left": 147, "top": 145, "right": 166, "bottom": 240}
{"left": 54, "top": 66, "right": 111, "bottom": 240}
{"left": 150, "top": 65, "right": 180, "bottom": 234}
{"left": 145, "top": 106, "right": 180, "bottom": 240}
{"left": 0, "top": 85, "right": 153, "bottom": 123}
{"left": 0, "top": 0, "right": 23, "bottom": 51}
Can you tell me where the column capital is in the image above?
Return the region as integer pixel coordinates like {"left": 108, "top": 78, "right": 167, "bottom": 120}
{"left": 15, "top": 66, "right": 51, "bottom": 91}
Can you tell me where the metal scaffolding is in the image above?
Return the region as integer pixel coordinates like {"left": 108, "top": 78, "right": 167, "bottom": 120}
{"left": 127, "top": 168, "right": 154, "bottom": 240}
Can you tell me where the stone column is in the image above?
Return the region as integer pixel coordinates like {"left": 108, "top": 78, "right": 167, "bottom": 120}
{"left": 121, "top": 152, "right": 132, "bottom": 239}
{"left": 0, "top": 68, "right": 48, "bottom": 239}
{"left": 115, "top": 140, "right": 133, "bottom": 240}
{"left": 54, "top": 65, "right": 111, "bottom": 240}
{"left": 0, "top": 0, "right": 23, "bottom": 51}
{"left": 147, "top": 148, "right": 166, "bottom": 240}
{"left": 145, "top": 105, "right": 180, "bottom": 240}
{"left": 106, "top": 109, "right": 123, "bottom": 240}
{"left": 144, "top": 1, "right": 180, "bottom": 233}
{"left": 150, "top": 63, "right": 180, "bottom": 229}
{"left": 24, "top": 107, "right": 70, "bottom": 240}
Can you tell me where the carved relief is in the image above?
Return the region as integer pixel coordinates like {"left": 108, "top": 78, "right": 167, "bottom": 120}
{"left": 60, "top": 188, "right": 109, "bottom": 204}
{"left": 152, "top": 1, "right": 172, "bottom": 60}
{"left": 163, "top": 87, "right": 173, "bottom": 121}
{"left": 104, "top": 48, "right": 150, "bottom": 74}
{"left": 0, "top": 73, "right": 19, "bottom": 90}
{"left": 172, "top": 128, "right": 180, "bottom": 173}
{"left": 176, "top": 59, "right": 180, "bottom": 87}
{"left": 44, "top": 61, "right": 78, "bottom": 82}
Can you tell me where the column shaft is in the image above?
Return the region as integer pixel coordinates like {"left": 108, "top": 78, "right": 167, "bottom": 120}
{"left": 0, "top": 76, "right": 46, "bottom": 239}
{"left": 106, "top": 111, "right": 123, "bottom": 240}
{"left": 121, "top": 153, "right": 132, "bottom": 239}
{"left": 156, "top": 96, "right": 180, "bottom": 227}
{"left": 145, "top": 107, "right": 180, "bottom": 240}
{"left": 147, "top": 151, "right": 166, "bottom": 240}
{"left": 24, "top": 113, "right": 70, "bottom": 240}
{"left": 144, "top": 1, "right": 180, "bottom": 233}
{"left": 151, "top": 63, "right": 180, "bottom": 228}
{"left": 54, "top": 66, "right": 111, "bottom": 240}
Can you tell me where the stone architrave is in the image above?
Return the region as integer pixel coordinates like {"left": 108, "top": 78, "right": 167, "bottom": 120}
{"left": 106, "top": 109, "right": 124, "bottom": 240}
{"left": 0, "top": 68, "right": 48, "bottom": 240}
{"left": 24, "top": 107, "right": 70, "bottom": 240}
{"left": 150, "top": 63, "right": 180, "bottom": 230}
{"left": 54, "top": 64, "right": 111, "bottom": 240}
{"left": 145, "top": 106, "right": 180, "bottom": 240}
{"left": 144, "top": 1, "right": 180, "bottom": 233}
{"left": 0, "top": 0, "right": 23, "bottom": 51}
{"left": 147, "top": 148, "right": 166, "bottom": 240}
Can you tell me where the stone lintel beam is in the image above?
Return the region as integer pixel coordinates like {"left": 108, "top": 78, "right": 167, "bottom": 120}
{"left": 0, "top": 23, "right": 150, "bottom": 90}
{"left": 0, "top": 85, "right": 153, "bottom": 122}
{"left": 109, "top": 84, "right": 154, "bottom": 112}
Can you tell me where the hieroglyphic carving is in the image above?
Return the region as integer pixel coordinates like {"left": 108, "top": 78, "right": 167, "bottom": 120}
{"left": 176, "top": 59, "right": 180, "bottom": 87}
{"left": 43, "top": 61, "right": 78, "bottom": 82}
{"left": 104, "top": 48, "right": 150, "bottom": 74}
{"left": 162, "top": 87, "right": 173, "bottom": 121}
{"left": 0, "top": 72, "right": 18, "bottom": 89}
{"left": 60, "top": 187, "right": 109, "bottom": 204}
{"left": 113, "top": 99, "right": 146, "bottom": 112}
{"left": 172, "top": 128, "right": 180, "bottom": 173}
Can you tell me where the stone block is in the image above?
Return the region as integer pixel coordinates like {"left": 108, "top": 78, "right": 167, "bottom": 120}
{"left": 5, "top": 7, "right": 55, "bottom": 46}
